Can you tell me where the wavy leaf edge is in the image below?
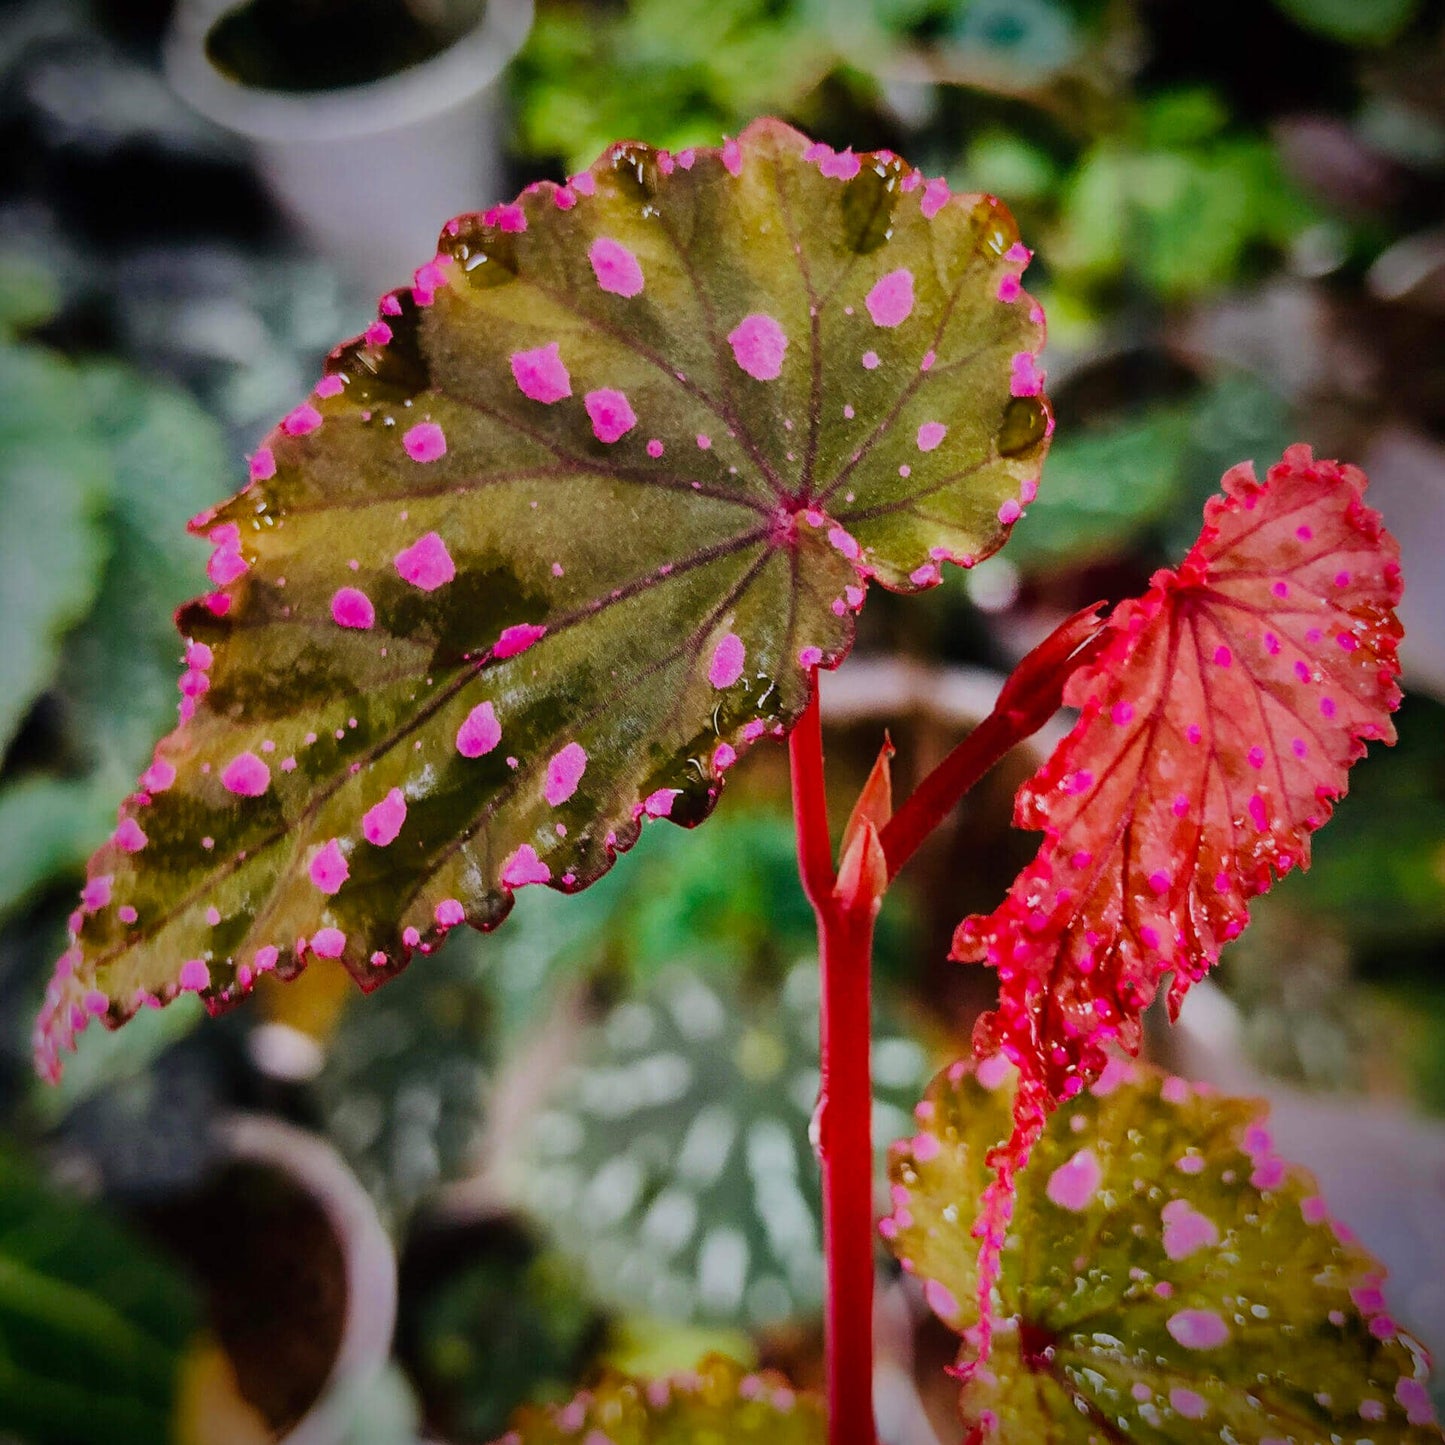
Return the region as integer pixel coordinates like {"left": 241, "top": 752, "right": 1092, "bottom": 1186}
{"left": 36, "top": 118, "right": 1051, "bottom": 1079}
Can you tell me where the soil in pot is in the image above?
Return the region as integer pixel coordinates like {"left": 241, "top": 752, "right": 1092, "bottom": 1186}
{"left": 205, "top": 0, "right": 487, "bottom": 93}
{"left": 139, "top": 1159, "right": 347, "bottom": 1437}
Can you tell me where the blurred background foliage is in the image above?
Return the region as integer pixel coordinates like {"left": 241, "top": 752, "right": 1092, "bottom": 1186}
{"left": 0, "top": 0, "right": 1442, "bottom": 1439}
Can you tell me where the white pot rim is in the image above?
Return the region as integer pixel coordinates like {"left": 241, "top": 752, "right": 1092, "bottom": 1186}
{"left": 164, "top": 0, "right": 534, "bottom": 145}
{"left": 215, "top": 1112, "right": 397, "bottom": 1445}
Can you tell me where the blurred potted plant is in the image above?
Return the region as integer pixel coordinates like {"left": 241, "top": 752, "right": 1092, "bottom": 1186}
{"left": 164, "top": 0, "right": 534, "bottom": 296}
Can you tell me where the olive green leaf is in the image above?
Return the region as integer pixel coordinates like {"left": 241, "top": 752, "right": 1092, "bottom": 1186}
{"left": 493, "top": 1354, "right": 822, "bottom": 1443}
{"left": 39, "top": 119, "right": 1048, "bottom": 1077}
{"left": 884, "top": 1057, "right": 1441, "bottom": 1442}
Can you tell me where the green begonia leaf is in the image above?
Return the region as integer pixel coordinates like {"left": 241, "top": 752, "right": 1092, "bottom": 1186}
{"left": 491, "top": 1354, "right": 821, "bottom": 1443}
{"left": 0, "top": 343, "right": 112, "bottom": 756}
{"left": 38, "top": 120, "right": 1049, "bottom": 1077}
{"left": 513, "top": 959, "right": 933, "bottom": 1327}
{"left": 884, "top": 1057, "right": 1442, "bottom": 1442}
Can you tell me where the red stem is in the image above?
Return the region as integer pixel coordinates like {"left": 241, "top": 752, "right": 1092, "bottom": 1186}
{"left": 879, "top": 602, "right": 1110, "bottom": 881}
{"left": 790, "top": 682, "right": 879, "bottom": 1445}
{"left": 790, "top": 681, "right": 835, "bottom": 909}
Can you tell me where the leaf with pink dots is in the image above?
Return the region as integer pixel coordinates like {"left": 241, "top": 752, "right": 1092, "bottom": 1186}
{"left": 953, "top": 444, "right": 1402, "bottom": 1157}
{"left": 493, "top": 1355, "right": 822, "bottom": 1443}
{"left": 36, "top": 118, "right": 1047, "bottom": 1076}
{"left": 885, "top": 1057, "right": 1442, "bottom": 1443}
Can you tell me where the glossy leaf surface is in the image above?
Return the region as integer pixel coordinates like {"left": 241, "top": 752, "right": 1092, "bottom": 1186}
{"left": 955, "top": 446, "right": 1401, "bottom": 1117}
{"left": 38, "top": 119, "right": 1048, "bottom": 1077}
{"left": 885, "top": 1058, "right": 1442, "bottom": 1443}
{"left": 491, "top": 1355, "right": 822, "bottom": 1444}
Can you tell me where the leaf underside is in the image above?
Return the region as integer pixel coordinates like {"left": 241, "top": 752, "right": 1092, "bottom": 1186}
{"left": 491, "top": 1355, "right": 822, "bottom": 1444}
{"left": 949, "top": 445, "right": 1403, "bottom": 1371}
{"left": 37, "top": 119, "right": 1050, "bottom": 1076}
{"left": 885, "top": 1058, "right": 1442, "bottom": 1443}
{"left": 957, "top": 447, "right": 1400, "bottom": 1131}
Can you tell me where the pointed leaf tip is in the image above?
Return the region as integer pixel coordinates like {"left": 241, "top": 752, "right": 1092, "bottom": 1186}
{"left": 37, "top": 121, "right": 1049, "bottom": 1075}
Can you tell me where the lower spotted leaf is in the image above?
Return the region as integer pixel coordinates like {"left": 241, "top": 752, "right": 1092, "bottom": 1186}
{"left": 36, "top": 118, "right": 1049, "bottom": 1079}
{"left": 490, "top": 1354, "right": 822, "bottom": 1443}
{"left": 885, "top": 1058, "right": 1442, "bottom": 1443}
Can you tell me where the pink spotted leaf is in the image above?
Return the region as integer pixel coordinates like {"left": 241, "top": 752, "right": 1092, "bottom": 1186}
{"left": 951, "top": 448, "right": 1401, "bottom": 1288}
{"left": 957, "top": 448, "right": 1403, "bottom": 1091}
{"left": 885, "top": 1057, "right": 1442, "bottom": 1442}
{"left": 493, "top": 1355, "right": 821, "bottom": 1442}
{"left": 37, "top": 119, "right": 1050, "bottom": 1077}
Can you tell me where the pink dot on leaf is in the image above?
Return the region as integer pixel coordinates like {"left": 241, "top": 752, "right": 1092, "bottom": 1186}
{"left": 311, "top": 927, "right": 346, "bottom": 958}
{"left": 221, "top": 752, "right": 270, "bottom": 797}
{"left": 332, "top": 587, "right": 375, "bottom": 629}
{"left": 435, "top": 898, "right": 465, "bottom": 927}
{"left": 544, "top": 742, "right": 588, "bottom": 806}
{"left": 510, "top": 342, "right": 572, "bottom": 404}
{"left": 1045, "top": 1148, "right": 1102, "bottom": 1212}
{"left": 394, "top": 531, "right": 455, "bottom": 591}
{"left": 1009, "top": 351, "right": 1044, "bottom": 398}
{"left": 1170, "top": 1388, "right": 1208, "bottom": 1420}
{"left": 179, "top": 958, "right": 210, "bottom": 992}
{"left": 644, "top": 788, "right": 680, "bottom": 818}
{"left": 502, "top": 845, "right": 551, "bottom": 888}
{"left": 584, "top": 388, "right": 637, "bottom": 443}
{"left": 916, "top": 421, "right": 946, "bottom": 452}
{"left": 309, "top": 839, "right": 349, "bottom": 894}
{"left": 282, "top": 403, "right": 322, "bottom": 437}
{"left": 403, "top": 421, "right": 447, "bottom": 463}
{"left": 865, "top": 269, "right": 915, "bottom": 327}
{"left": 727, "top": 313, "right": 788, "bottom": 381}
{"left": 588, "top": 237, "right": 644, "bottom": 297}
{"left": 456, "top": 701, "right": 501, "bottom": 758}
{"left": 494, "top": 622, "right": 546, "bottom": 659}
{"left": 709, "top": 632, "right": 746, "bottom": 689}
{"left": 363, "top": 788, "right": 407, "bottom": 847}
{"left": 921, "top": 176, "right": 950, "bottom": 218}
{"left": 1167, "top": 1309, "right": 1229, "bottom": 1350}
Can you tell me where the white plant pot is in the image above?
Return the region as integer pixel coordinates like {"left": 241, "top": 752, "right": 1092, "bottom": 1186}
{"left": 164, "top": 0, "right": 534, "bottom": 299}
{"left": 217, "top": 1113, "right": 399, "bottom": 1445}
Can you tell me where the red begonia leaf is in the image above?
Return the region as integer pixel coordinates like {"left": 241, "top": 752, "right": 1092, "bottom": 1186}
{"left": 950, "top": 445, "right": 1403, "bottom": 1358}
{"left": 35, "top": 119, "right": 1050, "bottom": 1078}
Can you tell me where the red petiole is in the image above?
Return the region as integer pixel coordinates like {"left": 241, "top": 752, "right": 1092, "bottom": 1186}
{"left": 790, "top": 604, "right": 1108, "bottom": 1445}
